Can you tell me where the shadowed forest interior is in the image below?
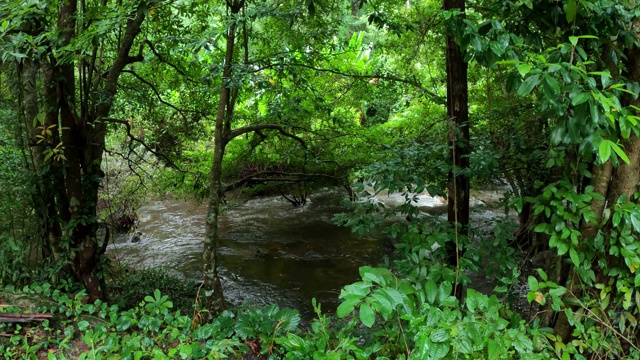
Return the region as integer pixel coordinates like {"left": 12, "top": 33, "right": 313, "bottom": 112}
{"left": 1, "top": 0, "right": 640, "bottom": 358}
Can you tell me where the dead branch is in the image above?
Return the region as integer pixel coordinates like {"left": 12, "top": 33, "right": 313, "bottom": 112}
{"left": 0, "top": 313, "right": 53, "bottom": 323}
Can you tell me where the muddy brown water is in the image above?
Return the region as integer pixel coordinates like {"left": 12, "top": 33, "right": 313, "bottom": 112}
{"left": 108, "top": 189, "right": 388, "bottom": 317}
{"left": 107, "top": 187, "right": 510, "bottom": 318}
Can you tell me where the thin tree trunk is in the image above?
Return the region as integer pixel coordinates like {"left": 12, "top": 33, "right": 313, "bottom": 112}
{"left": 203, "top": 0, "right": 245, "bottom": 312}
{"left": 443, "top": 0, "right": 469, "bottom": 299}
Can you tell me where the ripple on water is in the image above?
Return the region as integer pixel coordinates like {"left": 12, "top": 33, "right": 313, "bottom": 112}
{"left": 108, "top": 190, "right": 387, "bottom": 315}
{"left": 107, "top": 186, "right": 512, "bottom": 316}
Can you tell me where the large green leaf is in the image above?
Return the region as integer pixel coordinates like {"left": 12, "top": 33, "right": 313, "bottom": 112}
{"left": 430, "top": 328, "right": 450, "bottom": 343}
{"left": 566, "top": 0, "right": 578, "bottom": 22}
{"left": 527, "top": 276, "right": 539, "bottom": 291}
{"left": 430, "top": 342, "right": 450, "bottom": 360}
{"left": 570, "top": 91, "right": 590, "bottom": 106}
{"left": 425, "top": 279, "right": 438, "bottom": 304}
{"left": 517, "top": 63, "right": 532, "bottom": 77}
{"left": 336, "top": 298, "right": 359, "bottom": 318}
{"left": 517, "top": 74, "right": 540, "bottom": 97}
{"left": 359, "top": 303, "right": 375, "bottom": 327}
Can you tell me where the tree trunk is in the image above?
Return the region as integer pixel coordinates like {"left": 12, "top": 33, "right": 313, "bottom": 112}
{"left": 203, "top": 0, "right": 245, "bottom": 312}
{"left": 443, "top": 0, "right": 469, "bottom": 298}
{"left": 16, "top": 0, "right": 148, "bottom": 301}
{"left": 553, "top": 27, "right": 640, "bottom": 343}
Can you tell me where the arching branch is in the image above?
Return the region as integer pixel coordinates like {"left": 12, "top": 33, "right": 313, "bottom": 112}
{"left": 226, "top": 123, "right": 308, "bottom": 149}
{"left": 223, "top": 171, "right": 344, "bottom": 193}
{"left": 253, "top": 62, "right": 446, "bottom": 105}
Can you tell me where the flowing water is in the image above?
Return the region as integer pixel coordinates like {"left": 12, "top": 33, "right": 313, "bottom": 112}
{"left": 108, "top": 187, "right": 510, "bottom": 317}
{"left": 108, "top": 189, "right": 388, "bottom": 317}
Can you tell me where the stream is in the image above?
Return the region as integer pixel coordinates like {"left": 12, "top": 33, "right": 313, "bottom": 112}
{"left": 107, "top": 187, "right": 510, "bottom": 317}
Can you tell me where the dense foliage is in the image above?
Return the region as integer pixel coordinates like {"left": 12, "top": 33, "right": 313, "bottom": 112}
{"left": 1, "top": 0, "right": 640, "bottom": 358}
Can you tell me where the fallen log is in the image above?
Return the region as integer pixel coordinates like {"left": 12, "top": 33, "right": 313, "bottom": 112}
{"left": 0, "top": 313, "right": 53, "bottom": 323}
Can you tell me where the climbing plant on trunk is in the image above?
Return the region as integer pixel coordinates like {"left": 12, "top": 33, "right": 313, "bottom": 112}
{"left": 3, "top": 0, "right": 152, "bottom": 300}
{"left": 500, "top": 1, "right": 640, "bottom": 355}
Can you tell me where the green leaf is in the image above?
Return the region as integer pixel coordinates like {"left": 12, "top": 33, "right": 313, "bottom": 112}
{"left": 488, "top": 339, "right": 500, "bottom": 360}
{"left": 534, "top": 223, "right": 548, "bottom": 233}
{"left": 430, "top": 328, "right": 450, "bottom": 343}
{"left": 536, "top": 268, "right": 549, "bottom": 281}
{"left": 359, "top": 303, "right": 375, "bottom": 327}
{"left": 630, "top": 211, "right": 640, "bottom": 232}
{"left": 370, "top": 290, "right": 393, "bottom": 314}
{"left": 430, "top": 342, "right": 450, "bottom": 360}
{"left": 549, "top": 287, "right": 567, "bottom": 298}
{"left": 569, "top": 36, "right": 578, "bottom": 46}
{"left": 611, "top": 142, "right": 630, "bottom": 164}
{"left": 512, "top": 332, "right": 533, "bottom": 353}
{"left": 569, "top": 247, "right": 580, "bottom": 266}
{"left": 517, "top": 74, "right": 540, "bottom": 97}
{"left": 528, "top": 276, "right": 539, "bottom": 291}
{"left": 599, "top": 140, "right": 612, "bottom": 162}
{"left": 557, "top": 242, "right": 569, "bottom": 256}
{"left": 601, "top": 73, "right": 612, "bottom": 88}
{"left": 336, "top": 298, "right": 359, "bottom": 318}
{"left": 465, "top": 289, "right": 481, "bottom": 313}
{"left": 571, "top": 92, "right": 590, "bottom": 106}
{"left": 341, "top": 282, "right": 371, "bottom": 298}
{"left": 470, "top": 36, "right": 483, "bottom": 51}
{"left": 543, "top": 74, "right": 561, "bottom": 94}
{"left": 590, "top": 101, "right": 601, "bottom": 125}
{"left": 490, "top": 41, "right": 506, "bottom": 57}
{"left": 78, "top": 320, "right": 90, "bottom": 331}
{"left": 517, "top": 63, "right": 532, "bottom": 77}
{"left": 384, "top": 288, "right": 406, "bottom": 309}
{"left": 425, "top": 280, "right": 438, "bottom": 304}
{"left": 566, "top": 0, "right": 577, "bottom": 23}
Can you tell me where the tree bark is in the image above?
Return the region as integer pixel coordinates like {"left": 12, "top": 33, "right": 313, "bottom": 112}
{"left": 203, "top": 0, "right": 245, "bottom": 312}
{"left": 443, "top": 0, "right": 469, "bottom": 298}
{"left": 553, "top": 22, "right": 640, "bottom": 343}
{"left": 17, "top": 0, "right": 149, "bottom": 301}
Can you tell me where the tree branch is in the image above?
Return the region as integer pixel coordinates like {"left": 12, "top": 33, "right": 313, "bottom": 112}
{"left": 226, "top": 123, "right": 308, "bottom": 149}
{"left": 223, "top": 170, "right": 344, "bottom": 193}
{"left": 143, "top": 40, "right": 198, "bottom": 83}
{"left": 121, "top": 70, "right": 196, "bottom": 121}
{"left": 102, "top": 118, "right": 181, "bottom": 170}
{"left": 254, "top": 62, "right": 446, "bottom": 105}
